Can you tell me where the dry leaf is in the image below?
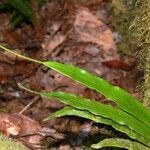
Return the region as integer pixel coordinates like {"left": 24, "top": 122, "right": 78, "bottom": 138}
{"left": 74, "top": 6, "right": 116, "bottom": 55}
{"left": 0, "top": 113, "right": 42, "bottom": 148}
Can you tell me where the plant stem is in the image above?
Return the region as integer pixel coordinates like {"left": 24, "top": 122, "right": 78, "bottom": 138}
{"left": 17, "top": 83, "right": 40, "bottom": 95}
{"left": 0, "top": 44, "right": 43, "bottom": 64}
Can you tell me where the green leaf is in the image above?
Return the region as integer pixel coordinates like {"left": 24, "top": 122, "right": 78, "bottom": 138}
{"left": 0, "top": 0, "right": 46, "bottom": 27}
{"left": 11, "top": 15, "right": 24, "bottom": 28}
{"left": 0, "top": 2, "right": 11, "bottom": 11}
{"left": 91, "top": 138, "right": 150, "bottom": 150}
{"left": 37, "top": 0, "right": 46, "bottom": 7}
{"left": 41, "top": 91, "right": 150, "bottom": 140}
{"left": 8, "top": 0, "right": 33, "bottom": 22}
{"left": 0, "top": 45, "right": 150, "bottom": 149}
{"left": 45, "top": 107, "right": 150, "bottom": 147}
{"left": 43, "top": 61, "right": 150, "bottom": 128}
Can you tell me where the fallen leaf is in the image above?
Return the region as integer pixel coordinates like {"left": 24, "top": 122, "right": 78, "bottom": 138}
{"left": 76, "top": 0, "right": 103, "bottom": 6}
{"left": 42, "top": 32, "right": 67, "bottom": 54}
{"left": 0, "top": 76, "right": 9, "bottom": 84}
{"left": 0, "top": 63, "right": 14, "bottom": 76}
{"left": 0, "top": 51, "right": 16, "bottom": 64}
{"left": 1, "top": 29, "right": 22, "bottom": 46}
{"left": 102, "top": 59, "right": 135, "bottom": 71}
{"left": 0, "top": 113, "right": 42, "bottom": 148}
{"left": 74, "top": 6, "right": 117, "bottom": 56}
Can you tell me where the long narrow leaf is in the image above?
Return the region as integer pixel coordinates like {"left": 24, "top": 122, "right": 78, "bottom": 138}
{"left": 0, "top": 45, "right": 150, "bottom": 148}
{"left": 43, "top": 61, "right": 150, "bottom": 128}
{"left": 45, "top": 107, "right": 150, "bottom": 147}
{"left": 0, "top": 45, "right": 149, "bottom": 128}
{"left": 91, "top": 138, "right": 150, "bottom": 150}
{"left": 41, "top": 91, "right": 150, "bottom": 140}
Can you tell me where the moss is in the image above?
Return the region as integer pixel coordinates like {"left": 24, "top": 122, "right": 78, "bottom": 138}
{"left": 111, "top": 0, "right": 150, "bottom": 107}
{"left": 132, "top": 0, "right": 150, "bottom": 107}
{"left": 0, "top": 134, "right": 28, "bottom": 150}
{"left": 110, "top": 0, "right": 136, "bottom": 54}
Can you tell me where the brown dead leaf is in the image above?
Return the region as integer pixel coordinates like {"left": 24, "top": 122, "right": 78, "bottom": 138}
{"left": 0, "top": 61, "right": 36, "bottom": 81}
{"left": 30, "top": 69, "right": 54, "bottom": 91}
{"left": 74, "top": 6, "right": 117, "bottom": 56}
{"left": 0, "top": 113, "right": 42, "bottom": 148}
{"left": 15, "top": 62, "right": 37, "bottom": 76}
{"left": 0, "top": 47, "right": 34, "bottom": 63}
{"left": 53, "top": 72, "right": 86, "bottom": 95}
{"left": 0, "top": 63, "right": 14, "bottom": 76}
{"left": 0, "top": 76, "right": 9, "bottom": 84}
{"left": 42, "top": 2, "right": 116, "bottom": 58}
{"left": 76, "top": 0, "right": 103, "bottom": 6}
{"left": 102, "top": 59, "right": 136, "bottom": 71}
{"left": 42, "top": 98, "right": 64, "bottom": 109}
{"left": 0, "top": 51, "right": 16, "bottom": 64}
{"left": 1, "top": 29, "right": 22, "bottom": 46}
{"left": 42, "top": 33, "right": 67, "bottom": 54}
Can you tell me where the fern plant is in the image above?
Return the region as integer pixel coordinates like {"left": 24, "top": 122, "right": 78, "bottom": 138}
{"left": 0, "top": 0, "right": 45, "bottom": 27}
{"left": 0, "top": 45, "right": 150, "bottom": 150}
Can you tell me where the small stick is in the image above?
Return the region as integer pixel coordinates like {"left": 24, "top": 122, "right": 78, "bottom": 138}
{"left": 18, "top": 83, "right": 41, "bottom": 114}
{"left": 19, "top": 96, "right": 40, "bottom": 115}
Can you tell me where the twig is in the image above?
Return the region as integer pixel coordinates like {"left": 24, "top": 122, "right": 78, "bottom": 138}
{"left": 19, "top": 96, "right": 40, "bottom": 115}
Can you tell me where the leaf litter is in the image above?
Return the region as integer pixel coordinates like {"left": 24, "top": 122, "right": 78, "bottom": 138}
{"left": 0, "top": 0, "right": 139, "bottom": 149}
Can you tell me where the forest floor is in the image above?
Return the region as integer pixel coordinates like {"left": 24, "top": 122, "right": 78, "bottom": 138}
{"left": 0, "top": 0, "right": 140, "bottom": 149}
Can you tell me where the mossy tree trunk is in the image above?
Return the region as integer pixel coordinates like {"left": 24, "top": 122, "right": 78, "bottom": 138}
{"left": 132, "top": 0, "right": 150, "bottom": 108}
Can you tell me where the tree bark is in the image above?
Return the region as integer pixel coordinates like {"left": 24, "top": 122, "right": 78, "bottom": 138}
{"left": 132, "top": 0, "right": 150, "bottom": 108}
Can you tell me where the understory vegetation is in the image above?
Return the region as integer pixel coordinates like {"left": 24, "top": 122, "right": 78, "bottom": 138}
{"left": 0, "top": 0, "right": 150, "bottom": 149}
{"left": 0, "top": 44, "right": 150, "bottom": 150}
